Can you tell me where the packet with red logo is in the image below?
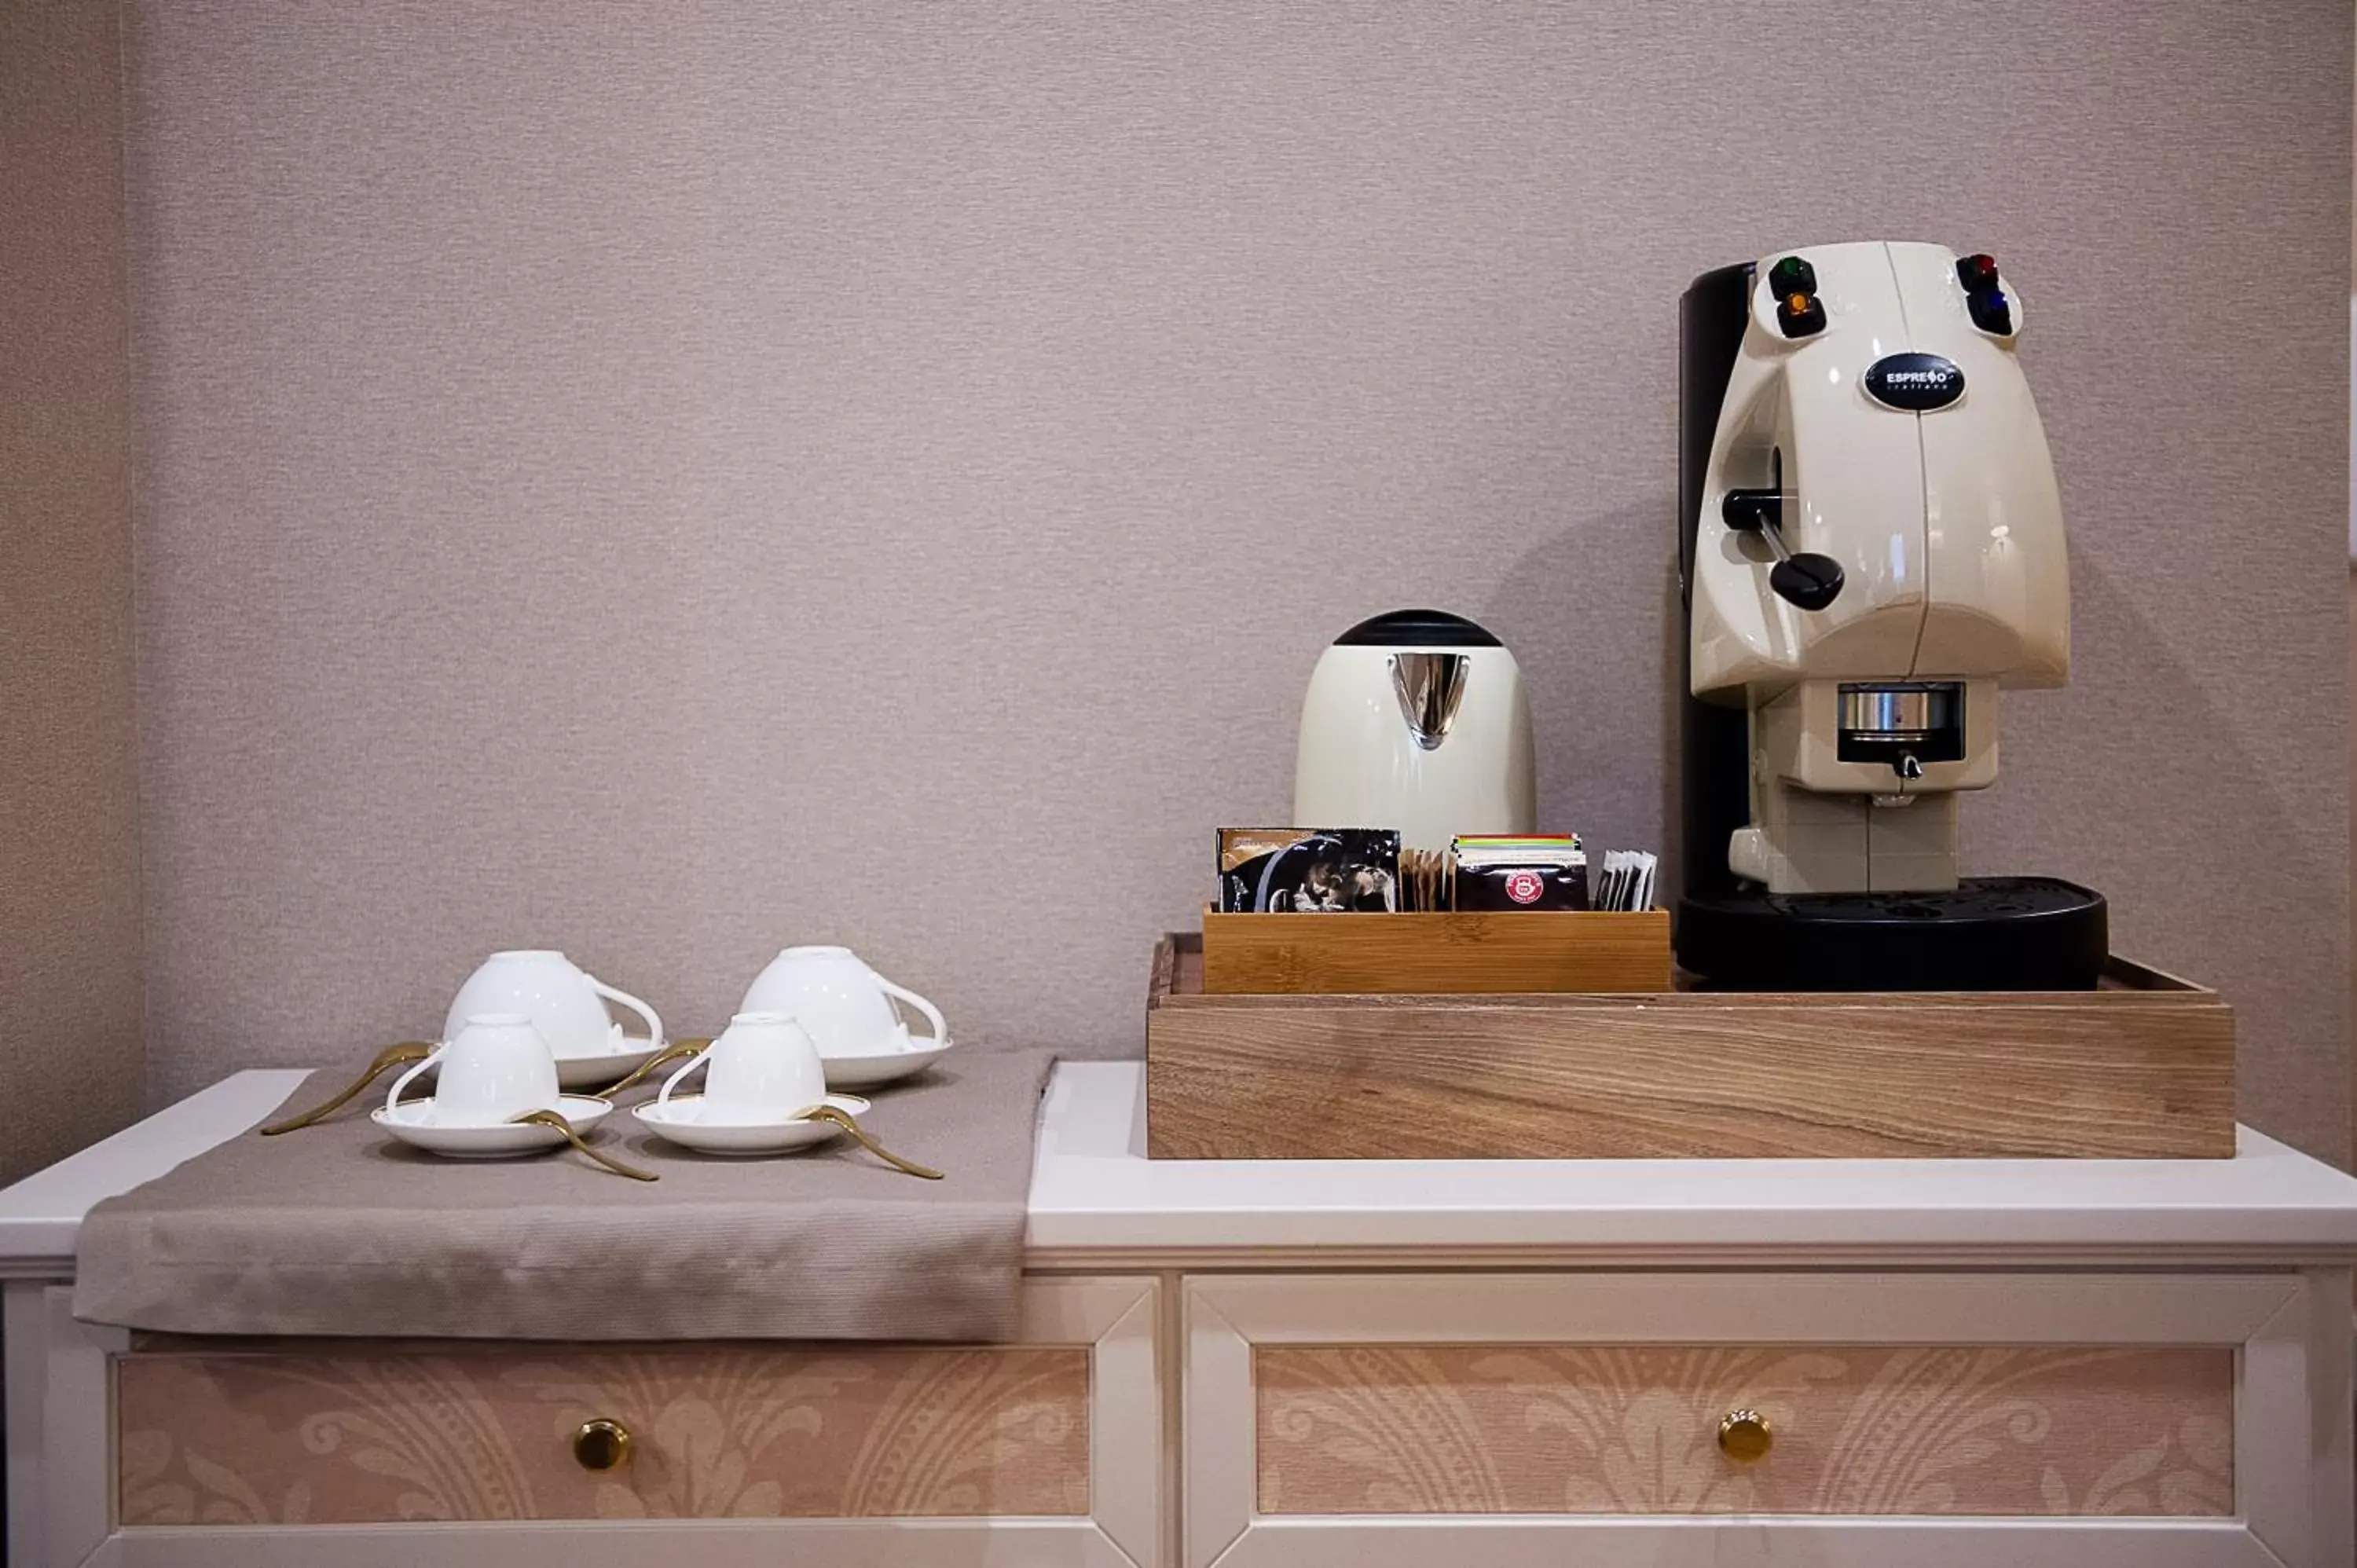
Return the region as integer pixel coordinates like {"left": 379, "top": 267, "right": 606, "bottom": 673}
{"left": 1451, "top": 834, "right": 1588, "bottom": 912}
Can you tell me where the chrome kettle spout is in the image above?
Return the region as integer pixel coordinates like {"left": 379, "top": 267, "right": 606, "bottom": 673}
{"left": 1390, "top": 651, "right": 1469, "bottom": 751}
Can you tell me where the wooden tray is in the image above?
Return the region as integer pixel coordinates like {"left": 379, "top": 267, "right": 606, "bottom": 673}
{"left": 1201, "top": 907, "right": 1671, "bottom": 994}
{"left": 1146, "top": 934, "right": 2236, "bottom": 1160}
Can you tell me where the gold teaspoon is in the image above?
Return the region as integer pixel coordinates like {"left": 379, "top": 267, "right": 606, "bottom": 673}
{"left": 509, "top": 1108, "right": 659, "bottom": 1181}
{"left": 261, "top": 1042, "right": 438, "bottom": 1135}
{"left": 589, "top": 1039, "right": 709, "bottom": 1101}
{"left": 799, "top": 1105, "right": 944, "bottom": 1180}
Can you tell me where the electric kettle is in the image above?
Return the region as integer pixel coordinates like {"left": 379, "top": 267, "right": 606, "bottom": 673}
{"left": 1292, "top": 609, "right": 1537, "bottom": 854}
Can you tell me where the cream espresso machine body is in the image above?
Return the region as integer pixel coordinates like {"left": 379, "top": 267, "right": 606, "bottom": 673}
{"left": 1294, "top": 610, "right": 1537, "bottom": 855}
{"left": 1676, "top": 240, "right": 2106, "bottom": 988}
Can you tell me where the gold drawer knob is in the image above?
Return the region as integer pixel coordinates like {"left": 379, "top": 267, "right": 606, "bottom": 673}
{"left": 573, "top": 1417, "right": 632, "bottom": 1471}
{"left": 1717, "top": 1409, "right": 1772, "bottom": 1462}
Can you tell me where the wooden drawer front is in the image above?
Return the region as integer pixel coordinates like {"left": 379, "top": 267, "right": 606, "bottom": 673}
{"left": 1256, "top": 1343, "right": 2233, "bottom": 1516}
{"left": 1186, "top": 1273, "right": 2324, "bottom": 1568}
{"left": 119, "top": 1343, "right": 1090, "bottom": 1525}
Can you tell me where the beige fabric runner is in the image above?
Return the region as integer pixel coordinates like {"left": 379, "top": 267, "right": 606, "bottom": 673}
{"left": 74, "top": 1050, "right": 1055, "bottom": 1341}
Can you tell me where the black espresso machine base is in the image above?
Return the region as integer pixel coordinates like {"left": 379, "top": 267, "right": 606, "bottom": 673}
{"left": 1674, "top": 877, "right": 2109, "bottom": 991}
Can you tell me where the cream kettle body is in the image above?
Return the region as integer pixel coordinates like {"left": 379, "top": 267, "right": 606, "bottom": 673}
{"left": 1292, "top": 609, "right": 1537, "bottom": 855}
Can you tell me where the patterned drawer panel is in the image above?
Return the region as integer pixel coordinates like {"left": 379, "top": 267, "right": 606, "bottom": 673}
{"left": 118, "top": 1343, "right": 1090, "bottom": 1525}
{"left": 1256, "top": 1343, "right": 2232, "bottom": 1517}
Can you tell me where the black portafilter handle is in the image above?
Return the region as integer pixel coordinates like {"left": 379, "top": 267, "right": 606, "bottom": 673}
{"left": 1770, "top": 555, "right": 1845, "bottom": 611}
{"left": 1721, "top": 488, "right": 1845, "bottom": 612}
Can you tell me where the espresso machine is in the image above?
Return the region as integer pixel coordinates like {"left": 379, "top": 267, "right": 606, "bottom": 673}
{"left": 1675, "top": 240, "right": 2106, "bottom": 989}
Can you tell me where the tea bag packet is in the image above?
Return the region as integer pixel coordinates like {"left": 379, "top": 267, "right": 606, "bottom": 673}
{"left": 1593, "top": 850, "right": 1660, "bottom": 911}
{"left": 1400, "top": 846, "right": 1453, "bottom": 912}
{"left": 1218, "top": 828, "right": 1402, "bottom": 913}
{"left": 1452, "top": 834, "right": 1588, "bottom": 911}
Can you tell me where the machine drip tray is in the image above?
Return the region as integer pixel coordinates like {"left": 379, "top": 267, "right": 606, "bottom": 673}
{"left": 1676, "top": 876, "right": 2108, "bottom": 991}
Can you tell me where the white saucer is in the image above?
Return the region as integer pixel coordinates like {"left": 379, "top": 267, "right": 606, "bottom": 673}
{"left": 822, "top": 1038, "right": 954, "bottom": 1091}
{"left": 553, "top": 1036, "right": 664, "bottom": 1092}
{"left": 372, "top": 1095, "right": 614, "bottom": 1159}
{"left": 632, "top": 1094, "right": 871, "bottom": 1156}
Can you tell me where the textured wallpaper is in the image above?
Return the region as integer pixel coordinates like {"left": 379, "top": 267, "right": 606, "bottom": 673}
{"left": 123, "top": 2, "right": 2352, "bottom": 1160}
{"left": 2, "top": 0, "right": 145, "bottom": 1184}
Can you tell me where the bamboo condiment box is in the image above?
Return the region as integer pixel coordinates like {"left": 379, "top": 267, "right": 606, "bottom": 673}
{"left": 1200, "top": 907, "right": 1673, "bottom": 995}
{"left": 1146, "top": 932, "right": 2236, "bottom": 1161}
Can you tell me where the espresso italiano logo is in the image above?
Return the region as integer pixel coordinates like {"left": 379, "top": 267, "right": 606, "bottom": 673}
{"left": 1863, "top": 353, "right": 1965, "bottom": 411}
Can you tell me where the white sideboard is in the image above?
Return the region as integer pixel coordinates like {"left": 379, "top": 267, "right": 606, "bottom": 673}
{"left": 5, "top": 1061, "right": 2355, "bottom": 1566}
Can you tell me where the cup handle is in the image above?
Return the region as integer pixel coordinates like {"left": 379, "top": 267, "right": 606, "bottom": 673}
{"left": 656, "top": 1045, "right": 712, "bottom": 1116}
{"left": 383, "top": 1045, "right": 446, "bottom": 1118}
{"left": 873, "top": 974, "right": 947, "bottom": 1049}
{"left": 587, "top": 973, "right": 665, "bottom": 1046}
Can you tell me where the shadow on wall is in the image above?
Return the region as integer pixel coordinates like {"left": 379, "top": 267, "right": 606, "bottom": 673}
{"left": 2011, "top": 537, "right": 2322, "bottom": 884}
{"left": 1478, "top": 501, "right": 1681, "bottom": 875}
{"left": 1990, "top": 538, "right": 2341, "bottom": 1144}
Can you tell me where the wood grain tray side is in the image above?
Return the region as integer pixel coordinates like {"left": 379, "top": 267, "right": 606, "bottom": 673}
{"left": 1200, "top": 908, "right": 1673, "bottom": 994}
{"left": 1146, "top": 935, "right": 2236, "bottom": 1161}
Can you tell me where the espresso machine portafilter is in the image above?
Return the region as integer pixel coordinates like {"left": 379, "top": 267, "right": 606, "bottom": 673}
{"left": 1674, "top": 241, "right": 2106, "bottom": 990}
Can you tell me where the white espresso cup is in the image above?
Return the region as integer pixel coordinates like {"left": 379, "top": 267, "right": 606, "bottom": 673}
{"left": 738, "top": 946, "right": 946, "bottom": 1060}
{"left": 444, "top": 950, "right": 663, "bottom": 1061}
{"left": 385, "top": 1013, "right": 561, "bottom": 1127}
{"left": 658, "top": 1012, "right": 827, "bottom": 1125}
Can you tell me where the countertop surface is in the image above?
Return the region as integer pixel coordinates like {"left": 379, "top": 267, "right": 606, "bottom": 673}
{"left": 0, "top": 1070, "right": 310, "bottom": 1277}
{"left": 1025, "top": 1063, "right": 2357, "bottom": 1266}
{"left": 6, "top": 1061, "right": 2357, "bottom": 1277}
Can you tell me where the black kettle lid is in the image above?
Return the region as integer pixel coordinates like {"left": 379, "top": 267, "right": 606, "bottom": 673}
{"left": 1332, "top": 609, "right": 1501, "bottom": 648}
